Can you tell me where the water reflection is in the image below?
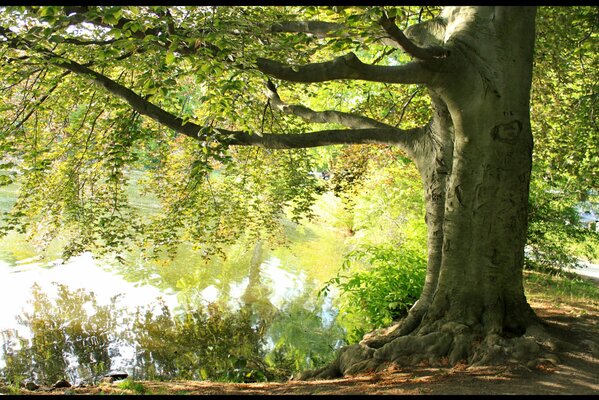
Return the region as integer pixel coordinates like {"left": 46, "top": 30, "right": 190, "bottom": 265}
{"left": 0, "top": 238, "right": 346, "bottom": 385}
{"left": 1, "top": 282, "right": 123, "bottom": 385}
{"left": 0, "top": 251, "right": 178, "bottom": 337}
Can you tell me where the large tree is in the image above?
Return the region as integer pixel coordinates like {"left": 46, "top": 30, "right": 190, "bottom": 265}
{"left": 0, "top": 5, "right": 579, "bottom": 377}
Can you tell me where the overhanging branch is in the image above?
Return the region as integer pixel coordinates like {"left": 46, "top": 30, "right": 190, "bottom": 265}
{"left": 54, "top": 58, "right": 423, "bottom": 153}
{"left": 257, "top": 52, "right": 434, "bottom": 84}
{"left": 2, "top": 26, "right": 423, "bottom": 156}
{"left": 228, "top": 127, "right": 422, "bottom": 150}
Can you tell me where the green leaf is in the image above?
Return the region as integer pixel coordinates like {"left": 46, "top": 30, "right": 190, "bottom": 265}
{"left": 103, "top": 14, "right": 118, "bottom": 25}
{"left": 0, "top": 175, "right": 15, "bottom": 186}
{"left": 165, "top": 51, "right": 176, "bottom": 65}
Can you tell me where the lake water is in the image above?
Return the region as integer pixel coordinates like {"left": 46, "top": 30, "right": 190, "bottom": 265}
{"left": 0, "top": 179, "right": 350, "bottom": 383}
{"left": 0, "top": 251, "right": 179, "bottom": 337}
{"left": 0, "top": 232, "right": 346, "bottom": 383}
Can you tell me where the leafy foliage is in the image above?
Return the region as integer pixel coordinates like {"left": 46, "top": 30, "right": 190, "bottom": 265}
{"left": 321, "top": 244, "right": 426, "bottom": 344}
{"left": 526, "top": 6, "right": 599, "bottom": 271}
{"left": 526, "top": 173, "right": 599, "bottom": 273}
{"left": 0, "top": 5, "right": 330, "bottom": 262}
{"left": 532, "top": 6, "right": 598, "bottom": 197}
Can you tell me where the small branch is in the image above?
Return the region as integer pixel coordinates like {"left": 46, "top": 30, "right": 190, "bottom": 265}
{"left": 379, "top": 14, "right": 448, "bottom": 60}
{"left": 265, "top": 80, "right": 392, "bottom": 130}
{"left": 57, "top": 7, "right": 221, "bottom": 58}
{"left": 12, "top": 71, "right": 71, "bottom": 130}
{"left": 395, "top": 88, "right": 421, "bottom": 127}
{"left": 61, "top": 38, "right": 117, "bottom": 46}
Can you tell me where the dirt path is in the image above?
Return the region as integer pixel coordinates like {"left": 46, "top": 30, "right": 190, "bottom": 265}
{"left": 4, "top": 295, "right": 599, "bottom": 395}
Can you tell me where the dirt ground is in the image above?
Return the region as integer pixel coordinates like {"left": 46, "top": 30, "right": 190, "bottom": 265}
{"left": 4, "top": 293, "right": 599, "bottom": 395}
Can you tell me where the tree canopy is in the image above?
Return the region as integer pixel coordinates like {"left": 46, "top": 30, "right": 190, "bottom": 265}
{"left": 0, "top": 5, "right": 448, "bottom": 260}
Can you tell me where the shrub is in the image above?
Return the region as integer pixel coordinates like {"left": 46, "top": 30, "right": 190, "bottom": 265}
{"left": 321, "top": 244, "right": 426, "bottom": 344}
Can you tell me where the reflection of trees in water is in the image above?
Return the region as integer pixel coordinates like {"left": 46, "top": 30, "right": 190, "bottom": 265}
{"left": 1, "top": 283, "right": 120, "bottom": 385}
{"left": 0, "top": 248, "right": 345, "bottom": 384}
{"left": 266, "top": 292, "right": 345, "bottom": 376}
{"left": 241, "top": 241, "right": 277, "bottom": 321}
{"left": 129, "top": 300, "right": 268, "bottom": 381}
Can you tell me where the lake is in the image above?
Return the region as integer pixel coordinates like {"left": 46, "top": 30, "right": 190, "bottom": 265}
{"left": 0, "top": 183, "right": 348, "bottom": 384}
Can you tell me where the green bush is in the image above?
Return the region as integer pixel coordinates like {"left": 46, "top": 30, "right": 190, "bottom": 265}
{"left": 116, "top": 378, "right": 147, "bottom": 394}
{"left": 321, "top": 244, "right": 426, "bottom": 344}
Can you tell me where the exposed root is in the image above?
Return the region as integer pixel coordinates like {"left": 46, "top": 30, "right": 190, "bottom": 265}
{"left": 297, "top": 319, "right": 572, "bottom": 380}
{"left": 360, "top": 300, "right": 429, "bottom": 349}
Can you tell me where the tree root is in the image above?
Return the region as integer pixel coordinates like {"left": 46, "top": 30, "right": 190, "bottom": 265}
{"left": 297, "top": 319, "right": 572, "bottom": 380}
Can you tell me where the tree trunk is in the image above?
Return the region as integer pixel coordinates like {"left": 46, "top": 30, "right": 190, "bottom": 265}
{"left": 301, "top": 6, "right": 554, "bottom": 379}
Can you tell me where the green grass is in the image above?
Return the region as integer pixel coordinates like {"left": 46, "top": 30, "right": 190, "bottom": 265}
{"left": 524, "top": 269, "right": 599, "bottom": 305}
{"left": 116, "top": 378, "right": 147, "bottom": 394}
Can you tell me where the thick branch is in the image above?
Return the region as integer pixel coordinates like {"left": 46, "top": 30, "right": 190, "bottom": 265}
{"left": 43, "top": 53, "right": 421, "bottom": 151}
{"left": 270, "top": 20, "right": 399, "bottom": 48}
{"left": 265, "top": 80, "right": 392, "bottom": 130}
{"left": 228, "top": 127, "right": 422, "bottom": 150}
{"left": 257, "top": 52, "right": 434, "bottom": 84}
{"left": 53, "top": 58, "right": 206, "bottom": 140}
{"left": 57, "top": 58, "right": 423, "bottom": 154}
{"left": 0, "top": 27, "right": 202, "bottom": 140}
{"left": 379, "top": 14, "right": 448, "bottom": 60}
{"left": 72, "top": 63, "right": 421, "bottom": 151}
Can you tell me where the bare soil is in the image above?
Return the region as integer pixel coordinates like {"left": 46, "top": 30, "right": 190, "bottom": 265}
{"left": 4, "top": 291, "right": 599, "bottom": 395}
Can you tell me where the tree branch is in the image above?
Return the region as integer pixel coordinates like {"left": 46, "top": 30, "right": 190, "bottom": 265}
{"left": 53, "top": 56, "right": 422, "bottom": 154}
{"left": 61, "top": 38, "right": 118, "bottom": 46}
{"left": 265, "top": 80, "right": 392, "bottom": 129}
{"left": 2, "top": 26, "right": 423, "bottom": 155}
{"left": 228, "top": 127, "right": 422, "bottom": 151}
{"left": 54, "top": 57, "right": 206, "bottom": 140}
{"left": 379, "top": 14, "right": 448, "bottom": 60}
{"left": 57, "top": 7, "right": 221, "bottom": 57}
{"left": 12, "top": 71, "right": 71, "bottom": 130}
{"left": 269, "top": 20, "right": 399, "bottom": 48}
{"left": 256, "top": 52, "right": 434, "bottom": 84}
